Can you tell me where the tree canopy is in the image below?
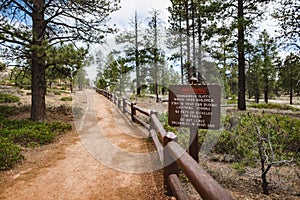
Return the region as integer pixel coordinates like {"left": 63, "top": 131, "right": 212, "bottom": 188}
{"left": 273, "top": 0, "right": 300, "bottom": 51}
{"left": 0, "top": 0, "right": 120, "bottom": 121}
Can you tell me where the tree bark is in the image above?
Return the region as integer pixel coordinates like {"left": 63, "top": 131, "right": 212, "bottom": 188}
{"left": 197, "top": 0, "right": 203, "bottom": 84}
{"left": 179, "top": 3, "right": 184, "bottom": 84}
{"left": 255, "top": 90, "right": 259, "bottom": 103}
{"left": 31, "top": 0, "right": 46, "bottom": 121}
{"left": 289, "top": 74, "right": 293, "bottom": 104}
{"left": 134, "top": 12, "right": 141, "bottom": 96}
{"left": 262, "top": 170, "right": 269, "bottom": 195}
{"left": 264, "top": 81, "right": 269, "bottom": 103}
{"left": 237, "top": 0, "right": 246, "bottom": 110}
{"left": 185, "top": 1, "right": 192, "bottom": 81}
{"left": 152, "top": 12, "right": 159, "bottom": 103}
{"left": 191, "top": 0, "right": 196, "bottom": 77}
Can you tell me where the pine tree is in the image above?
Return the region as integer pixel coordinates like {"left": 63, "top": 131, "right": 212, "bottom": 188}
{"left": 273, "top": 0, "right": 300, "bottom": 51}
{"left": 0, "top": 0, "right": 120, "bottom": 121}
{"left": 210, "top": 0, "right": 272, "bottom": 110}
{"left": 278, "top": 53, "right": 300, "bottom": 104}
{"left": 256, "top": 30, "right": 278, "bottom": 103}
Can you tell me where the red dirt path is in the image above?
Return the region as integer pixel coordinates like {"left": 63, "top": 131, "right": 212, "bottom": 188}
{"left": 0, "top": 90, "right": 172, "bottom": 200}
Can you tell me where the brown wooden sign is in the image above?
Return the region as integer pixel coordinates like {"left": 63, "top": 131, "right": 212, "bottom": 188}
{"left": 168, "top": 85, "right": 221, "bottom": 130}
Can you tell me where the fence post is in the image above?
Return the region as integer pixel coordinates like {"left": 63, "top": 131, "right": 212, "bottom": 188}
{"left": 189, "top": 126, "right": 199, "bottom": 162}
{"left": 123, "top": 98, "right": 127, "bottom": 113}
{"left": 118, "top": 98, "right": 122, "bottom": 109}
{"left": 163, "top": 132, "right": 179, "bottom": 196}
{"left": 131, "top": 102, "right": 136, "bottom": 122}
{"left": 149, "top": 110, "right": 158, "bottom": 136}
{"left": 114, "top": 94, "right": 117, "bottom": 105}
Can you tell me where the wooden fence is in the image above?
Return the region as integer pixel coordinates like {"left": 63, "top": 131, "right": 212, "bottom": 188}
{"left": 94, "top": 87, "right": 234, "bottom": 200}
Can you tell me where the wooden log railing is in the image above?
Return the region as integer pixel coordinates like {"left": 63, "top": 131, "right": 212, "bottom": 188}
{"left": 93, "top": 87, "right": 234, "bottom": 200}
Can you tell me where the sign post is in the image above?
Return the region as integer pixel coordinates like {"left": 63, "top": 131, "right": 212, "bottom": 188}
{"left": 168, "top": 84, "right": 221, "bottom": 162}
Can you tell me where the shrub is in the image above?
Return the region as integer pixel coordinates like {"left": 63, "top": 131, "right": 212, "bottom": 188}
{"left": 227, "top": 99, "right": 238, "bottom": 105}
{"left": 0, "top": 120, "right": 72, "bottom": 146}
{"left": 0, "top": 105, "right": 15, "bottom": 117}
{"left": 0, "top": 113, "right": 72, "bottom": 170}
{"left": 214, "top": 112, "right": 300, "bottom": 165}
{"left": 249, "top": 103, "right": 300, "bottom": 112}
{"left": 22, "top": 85, "right": 31, "bottom": 90}
{"left": 0, "top": 105, "right": 31, "bottom": 118}
{"left": 0, "top": 92, "right": 20, "bottom": 103}
{"left": 1, "top": 127, "right": 55, "bottom": 146}
{"left": 0, "top": 136, "right": 23, "bottom": 170}
{"left": 60, "top": 96, "right": 72, "bottom": 101}
{"left": 231, "top": 162, "right": 246, "bottom": 175}
{"left": 47, "top": 104, "right": 73, "bottom": 116}
{"left": 48, "top": 121, "right": 72, "bottom": 133}
{"left": 54, "top": 91, "right": 61, "bottom": 95}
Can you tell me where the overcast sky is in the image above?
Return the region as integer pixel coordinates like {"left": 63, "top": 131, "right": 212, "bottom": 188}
{"left": 87, "top": 0, "right": 172, "bottom": 82}
{"left": 110, "top": 0, "right": 171, "bottom": 27}
{"left": 87, "top": 0, "right": 279, "bottom": 82}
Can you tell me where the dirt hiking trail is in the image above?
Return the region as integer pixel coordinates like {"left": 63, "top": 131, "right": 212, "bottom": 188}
{"left": 0, "top": 90, "right": 171, "bottom": 200}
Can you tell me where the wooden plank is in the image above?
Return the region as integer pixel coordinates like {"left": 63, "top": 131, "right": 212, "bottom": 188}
{"left": 189, "top": 126, "right": 199, "bottom": 162}
{"left": 150, "top": 114, "right": 167, "bottom": 139}
{"left": 168, "top": 174, "right": 190, "bottom": 200}
{"left": 134, "top": 105, "right": 150, "bottom": 116}
{"left": 149, "top": 129, "right": 163, "bottom": 164}
{"left": 125, "top": 100, "right": 131, "bottom": 106}
{"left": 125, "top": 108, "right": 131, "bottom": 115}
{"left": 134, "top": 116, "right": 150, "bottom": 130}
{"left": 167, "top": 141, "right": 234, "bottom": 200}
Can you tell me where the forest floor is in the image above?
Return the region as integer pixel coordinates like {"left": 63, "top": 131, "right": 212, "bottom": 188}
{"left": 0, "top": 87, "right": 299, "bottom": 199}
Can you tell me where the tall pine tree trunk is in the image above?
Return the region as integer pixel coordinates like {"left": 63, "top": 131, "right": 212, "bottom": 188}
{"left": 191, "top": 0, "right": 196, "bottom": 77}
{"left": 152, "top": 12, "right": 159, "bottom": 103}
{"left": 237, "top": 0, "right": 246, "bottom": 110}
{"left": 185, "top": 1, "right": 192, "bottom": 81}
{"left": 255, "top": 90, "right": 260, "bottom": 103}
{"left": 180, "top": 26, "right": 184, "bottom": 84}
{"left": 197, "top": 1, "right": 203, "bottom": 84}
{"left": 264, "top": 79, "right": 269, "bottom": 103}
{"left": 31, "top": 0, "right": 46, "bottom": 121}
{"left": 289, "top": 75, "right": 293, "bottom": 104}
{"left": 134, "top": 12, "right": 141, "bottom": 96}
{"left": 179, "top": 4, "right": 184, "bottom": 84}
